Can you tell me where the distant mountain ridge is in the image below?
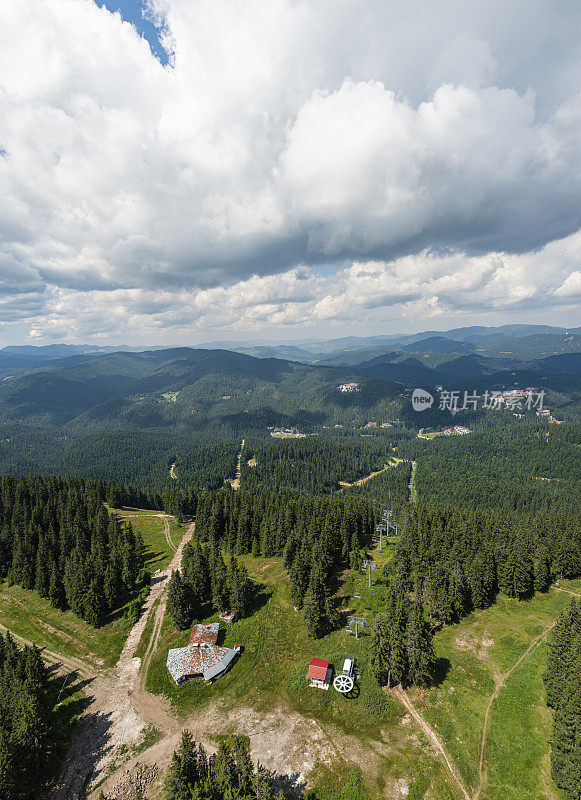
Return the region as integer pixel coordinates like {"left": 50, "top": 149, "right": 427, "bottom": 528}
{"left": 0, "top": 342, "right": 578, "bottom": 434}
{"left": 3, "top": 324, "right": 579, "bottom": 371}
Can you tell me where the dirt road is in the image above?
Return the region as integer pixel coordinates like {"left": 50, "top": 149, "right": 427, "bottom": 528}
{"left": 388, "top": 611, "right": 562, "bottom": 800}
{"left": 230, "top": 438, "right": 245, "bottom": 490}
{"left": 338, "top": 457, "right": 404, "bottom": 489}
{"left": 389, "top": 685, "right": 471, "bottom": 800}
{"left": 473, "top": 622, "right": 555, "bottom": 800}
{"left": 0, "top": 622, "right": 94, "bottom": 678}
{"left": 50, "top": 522, "right": 194, "bottom": 800}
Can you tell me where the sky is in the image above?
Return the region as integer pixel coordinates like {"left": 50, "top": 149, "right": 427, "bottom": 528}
{"left": 0, "top": 0, "right": 580, "bottom": 346}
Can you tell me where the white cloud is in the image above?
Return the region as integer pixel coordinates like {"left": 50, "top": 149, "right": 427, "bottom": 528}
{"left": 18, "top": 230, "right": 581, "bottom": 342}
{"left": 555, "top": 271, "right": 581, "bottom": 298}
{"left": 0, "top": 0, "right": 580, "bottom": 341}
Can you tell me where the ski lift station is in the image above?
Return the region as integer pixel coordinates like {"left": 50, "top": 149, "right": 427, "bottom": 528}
{"left": 166, "top": 622, "right": 241, "bottom": 686}
{"left": 333, "top": 655, "right": 355, "bottom": 693}
{"left": 308, "top": 655, "right": 357, "bottom": 693}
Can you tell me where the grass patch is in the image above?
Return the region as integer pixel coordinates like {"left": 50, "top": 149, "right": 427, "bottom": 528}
{"left": 112, "top": 507, "right": 187, "bottom": 573}
{"left": 486, "top": 642, "right": 565, "bottom": 800}
{"left": 144, "top": 554, "right": 458, "bottom": 800}
{"left": 423, "top": 588, "right": 576, "bottom": 799}
{"left": 556, "top": 578, "right": 581, "bottom": 595}
{"left": 0, "top": 582, "right": 131, "bottom": 668}
{"left": 308, "top": 762, "right": 367, "bottom": 800}
{"left": 131, "top": 724, "right": 163, "bottom": 757}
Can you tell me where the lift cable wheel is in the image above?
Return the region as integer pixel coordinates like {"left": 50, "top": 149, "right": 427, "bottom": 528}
{"left": 333, "top": 673, "right": 354, "bottom": 693}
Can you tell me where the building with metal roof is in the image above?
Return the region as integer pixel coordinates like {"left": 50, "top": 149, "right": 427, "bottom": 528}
{"left": 166, "top": 622, "right": 241, "bottom": 685}
{"left": 188, "top": 622, "right": 219, "bottom": 646}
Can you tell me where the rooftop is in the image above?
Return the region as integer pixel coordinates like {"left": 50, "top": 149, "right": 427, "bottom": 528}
{"left": 308, "top": 658, "right": 330, "bottom": 681}
{"left": 167, "top": 642, "right": 232, "bottom": 683}
{"left": 189, "top": 622, "right": 219, "bottom": 646}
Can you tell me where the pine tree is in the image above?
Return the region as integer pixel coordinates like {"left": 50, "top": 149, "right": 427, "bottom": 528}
{"left": 303, "top": 562, "right": 331, "bottom": 638}
{"left": 406, "top": 601, "right": 435, "bottom": 687}
{"left": 166, "top": 571, "right": 192, "bottom": 631}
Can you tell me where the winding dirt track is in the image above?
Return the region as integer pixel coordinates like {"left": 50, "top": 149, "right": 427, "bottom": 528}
{"left": 555, "top": 583, "right": 581, "bottom": 597}
{"left": 50, "top": 521, "right": 195, "bottom": 800}
{"left": 230, "top": 438, "right": 245, "bottom": 490}
{"left": 123, "top": 511, "right": 176, "bottom": 553}
{"left": 389, "top": 587, "right": 575, "bottom": 800}
{"left": 338, "top": 458, "right": 404, "bottom": 489}
{"left": 163, "top": 515, "right": 177, "bottom": 554}
{"left": 388, "top": 685, "right": 471, "bottom": 800}
{"left": 0, "top": 623, "right": 94, "bottom": 678}
{"left": 473, "top": 622, "right": 555, "bottom": 800}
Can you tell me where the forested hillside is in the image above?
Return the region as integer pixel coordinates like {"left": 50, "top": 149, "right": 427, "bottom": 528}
{"left": 544, "top": 599, "right": 581, "bottom": 800}
{"left": 341, "top": 461, "right": 411, "bottom": 508}
{"left": 0, "top": 348, "right": 402, "bottom": 432}
{"left": 0, "top": 476, "right": 145, "bottom": 625}
{"left": 241, "top": 437, "right": 409, "bottom": 495}
{"left": 0, "top": 634, "right": 56, "bottom": 800}
{"left": 393, "top": 504, "right": 580, "bottom": 621}
{"left": 398, "top": 422, "right": 581, "bottom": 511}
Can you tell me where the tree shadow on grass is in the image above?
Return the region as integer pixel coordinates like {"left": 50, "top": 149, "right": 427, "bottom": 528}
{"left": 431, "top": 656, "right": 452, "bottom": 687}
{"left": 246, "top": 582, "right": 273, "bottom": 616}
{"left": 45, "top": 669, "right": 109, "bottom": 800}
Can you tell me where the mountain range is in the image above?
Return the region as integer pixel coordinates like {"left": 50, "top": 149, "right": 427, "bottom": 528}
{"left": 0, "top": 338, "right": 579, "bottom": 434}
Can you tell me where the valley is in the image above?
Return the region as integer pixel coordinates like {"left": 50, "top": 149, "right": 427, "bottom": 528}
{"left": 7, "top": 500, "right": 578, "bottom": 800}
{"left": 0, "top": 331, "right": 578, "bottom": 800}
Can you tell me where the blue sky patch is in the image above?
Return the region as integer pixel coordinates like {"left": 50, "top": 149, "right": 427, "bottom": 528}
{"left": 96, "top": 1, "right": 169, "bottom": 64}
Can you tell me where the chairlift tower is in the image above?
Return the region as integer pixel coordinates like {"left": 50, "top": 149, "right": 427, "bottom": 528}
{"left": 347, "top": 615, "right": 366, "bottom": 639}
{"left": 362, "top": 559, "right": 378, "bottom": 589}
{"left": 378, "top": 509, "right": 399, "bottom": 545}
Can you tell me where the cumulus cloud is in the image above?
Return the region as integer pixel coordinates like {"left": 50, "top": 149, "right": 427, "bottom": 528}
{"left": 20, "top": 231, "right": 581, "bottom": 342}
{"left": 0, "top": 0, "right": 580, "bottom": 340}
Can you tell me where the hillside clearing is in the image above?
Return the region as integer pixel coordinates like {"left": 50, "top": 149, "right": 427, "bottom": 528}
{"left": 338, "top": 457, "right": 404, "bottom": 488}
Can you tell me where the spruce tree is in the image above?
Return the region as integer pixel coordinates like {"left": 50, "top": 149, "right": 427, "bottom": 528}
{"left": 166, "top": 570, "right": 192, "bottom": 631}
{"left": 406, "top": 601, "right": 435, "bottom": 687}
{"left": 550, "top": 657, "right": 581, "bottom": 800}
{"left": 302, "top": 562, "right": 330, "bottom": 638}
{"left": 370, "top": 612, "right": 390, "bottom": 685}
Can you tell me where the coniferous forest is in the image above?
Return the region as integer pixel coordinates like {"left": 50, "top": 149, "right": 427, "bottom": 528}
{"left": 0, "top": 634, "right": 54, "bottom": 800}
{"left": 0, "top": 414, "right": 579, "bottom": 798}
{"left": 392, "top": 504, "right": 581, "bottom": 622}
{"left": 167, "top": 547, "right": 251, "bottom": 629}
{"left": 2, "top": 0, "right": 581, "bottom": 789}
{"left": 397, "top": 421, "right": 581, "bottom": 512}
{"left": 163, "top": 732, "right": 281, "bottom": 800}
{"left": 241, "top": 437, "right": 408, "bottom": 495}
{"left": 544, "top": 599, "right": 581, "bottom": 799}
{"left": 0, "top": 475, "right": 145, "bottom": 625}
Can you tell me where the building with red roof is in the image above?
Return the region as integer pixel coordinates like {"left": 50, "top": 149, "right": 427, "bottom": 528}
{"left": 308, "top": 658, "right": 332, "bottom": 689}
